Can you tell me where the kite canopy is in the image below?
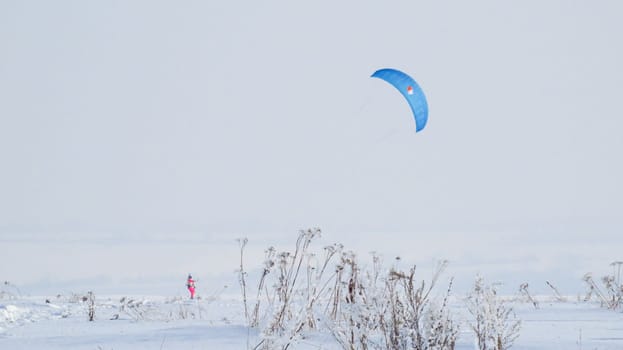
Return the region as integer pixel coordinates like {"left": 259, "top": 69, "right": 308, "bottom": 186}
{"left": 371, "top": 68, "right": 428, "bottom": 132}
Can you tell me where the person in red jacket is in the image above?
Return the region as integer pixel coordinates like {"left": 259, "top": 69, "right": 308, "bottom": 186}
{"left": 186, "top": 274, "right": 196, "bottom": 299}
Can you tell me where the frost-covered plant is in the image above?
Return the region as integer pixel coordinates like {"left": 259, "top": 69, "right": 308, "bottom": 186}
{"left": 605, "top": 261, "right": 623, "bottom": 309}
{"left": 1, "top": 281, "right": 22, "bottom": 299}
{"left": 583, "top": 261, "right": 623, "bottom": 310}
{"left": 116, "top": 296, "right": 207, "bottom": 321}
{"left": 328, "top": 251, "right": 380, "bottom": 350}
{"left": 424, "top": 280, "right": 459, "bottom": 350}
{"left": 86, "top": 291, "right": 95, "bottom": 322}
{"left": 545, "top": 281, "right": 566, "bottom": 302}
{"left": 250, "top": 246, "right": 276, "bottom": 327}
{"left": 174, "top": 303, "right": 198, "bottom": 320}
{"left": 302, "top": 242, "right": 341, "bottom": 330}
{"left": 387, "top": 261, "right": 456, "bottom": 350}
{"left": 119, "top": 297, "right": 148, "bottom": 321}
{"left": 254, "top": 228, "right": 336, "bottom": 350}
{"left": 236, "top": 237, "right": 250, "bottom": 323}
{"left": 244, "top": 230, "right": 457, "bottom": 350}
{"left": 518, "top": 283, "right": 539, "bottom": 309}
{"left": 329, "top": 257, "right": 458, "bottom": 350}
{"left": 118, "top": 297, "right": 166, "bottom": 321}
{"left": 466, "top": 276, "right": 521, "bottom": 350}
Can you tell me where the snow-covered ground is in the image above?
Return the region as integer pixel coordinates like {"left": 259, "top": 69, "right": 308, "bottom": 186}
{"left": 2, "top": 293, "right": 623, "bottom": 349}
{"left": 0, "top": 294, "right": 248, "bottom": 350}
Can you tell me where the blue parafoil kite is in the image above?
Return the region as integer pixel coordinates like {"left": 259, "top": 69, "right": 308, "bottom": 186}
{"left": 371, "top": 68, "right": 428, "bottom": 132}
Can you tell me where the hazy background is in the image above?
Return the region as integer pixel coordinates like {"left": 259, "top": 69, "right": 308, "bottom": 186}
{"left": 1, "top": 1, "right": 622, "bottom": 295}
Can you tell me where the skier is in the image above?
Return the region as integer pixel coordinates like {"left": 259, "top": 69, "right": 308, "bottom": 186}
{"left": 186, "top": 274, "right": 196, "bottom": 299}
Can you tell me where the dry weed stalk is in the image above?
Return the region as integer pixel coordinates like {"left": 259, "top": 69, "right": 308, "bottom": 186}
{"left": 583, "top": 261, "right": 623, "bottom": 310}
{"left": 606, "top": 261, "right": 623, "bottom": 309}
{"left": 119, "top": 297, "right": 149, "bottom": 321}
{"left": 237, "top": 237, "right": 250, "bottom": 323}
{"left": 583, "top": 273, "right": 606, "bottom": 303}
{"left": 545, "top": 281, "right": 566, "bottom": 302}
{"left": 86, "top": 291, "right": 95, "bottom": 322}
{"left": 250, "top": 246, "right": 276, "bottom": 327}
{"left": 518, "top": 283, "right": 539, "bottom": 309}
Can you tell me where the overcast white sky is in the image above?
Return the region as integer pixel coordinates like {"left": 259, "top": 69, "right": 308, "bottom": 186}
{"left": 1, "top": 1, "right": 622, "bottom": 291}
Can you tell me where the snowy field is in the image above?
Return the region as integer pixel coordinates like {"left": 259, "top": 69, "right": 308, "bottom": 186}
{"left": 2, "top": 294, "right": 623, "bottom": 349}
{"left": 2, "top": 230, "right": 623, "bottom": 350}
